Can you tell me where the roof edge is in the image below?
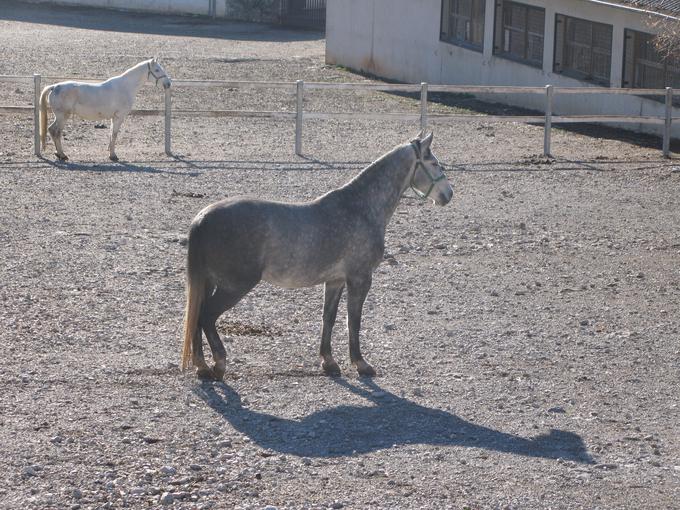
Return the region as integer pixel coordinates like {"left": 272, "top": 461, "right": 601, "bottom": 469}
{"left": 586, "top": 0, "right": 680, "bottom": 19}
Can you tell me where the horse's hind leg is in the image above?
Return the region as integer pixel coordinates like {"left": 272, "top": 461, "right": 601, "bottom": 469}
{"left": 48, "top": 112, "right": 69, "bottom": 161}
{"left": 200, "top": 282, "right": 257, "bottom": 380}
{"left": 320, "top": 281, "right": 344, "bottom": 376}
{"left": 108, "top": 115, "right": 125, "bottom": 161}
{"left": 190, "top": 318, "right": 213, "bottom": 380}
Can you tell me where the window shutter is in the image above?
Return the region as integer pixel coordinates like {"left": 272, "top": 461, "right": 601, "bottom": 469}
{"left": 441, "top": 0, "right": 450, "bottom": 39}
{"left": 493, "top": 1, "right": 503, "bottom": 54}
{"left": 553, "top": 14, "right": 565, "bottom": 73}
{"left": 622, "top": 29, "right": 635, "bottom": 88}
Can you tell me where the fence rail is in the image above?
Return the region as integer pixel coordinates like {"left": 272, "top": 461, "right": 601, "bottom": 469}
{"left": 172, "top": 79, "right": 295, "bottom": 90}
{"left": 0, "top": 75, "right": 676, "bottom": 158}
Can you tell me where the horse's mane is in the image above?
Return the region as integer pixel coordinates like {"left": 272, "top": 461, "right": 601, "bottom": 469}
{"left": 340, "top": 142, "right": 413, "bottom": 193}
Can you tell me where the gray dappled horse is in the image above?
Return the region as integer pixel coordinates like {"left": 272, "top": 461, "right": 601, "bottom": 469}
{"left": 181, "top": 132, "right": 453, "bottom": 380}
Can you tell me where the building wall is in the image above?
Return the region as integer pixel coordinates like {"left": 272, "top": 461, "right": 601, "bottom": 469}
{"left": 26, "top": 0, "right": 281, "bottom": 22}
{"left": 326, "top": 0, "right": 679, "bottom": 137}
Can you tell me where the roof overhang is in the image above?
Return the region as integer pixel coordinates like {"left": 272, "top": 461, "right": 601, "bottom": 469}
{"left": 585, "top": 0, "right": 680, "bottom": 20}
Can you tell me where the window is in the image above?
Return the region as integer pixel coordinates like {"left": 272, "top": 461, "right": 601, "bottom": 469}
{"left": 623, "top": 29, "right": 680, "bottom": 89}
{"left": 493, "top": 1, "right": 545, "bottom": 67}
{"left": 554, "top": 14, "right": 612, "bottom": 85}
{"left": 441, "top": 0, "right": 486, "bottom": 51}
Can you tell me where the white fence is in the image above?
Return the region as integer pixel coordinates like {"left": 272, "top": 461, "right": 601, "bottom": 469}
{"left": 0, "top": 75, "right": 676, "bottom": 158}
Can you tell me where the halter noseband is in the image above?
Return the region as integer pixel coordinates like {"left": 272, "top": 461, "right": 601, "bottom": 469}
{"left": 147, "top": 62, "right": 167, "bottom": 85}
{"left": 410, "top": 141, "right": 446, "bottom": 200}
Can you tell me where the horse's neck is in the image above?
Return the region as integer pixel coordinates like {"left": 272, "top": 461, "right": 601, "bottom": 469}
{"left": 117, "top": 62, "right": 148, "bottom": 90}
{"left": 341, "top": 144, "right": 415, "bottom": 228}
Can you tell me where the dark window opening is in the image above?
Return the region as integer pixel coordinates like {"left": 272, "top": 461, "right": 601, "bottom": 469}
{"left": 441, "top": 0, "right": 486, "bottom": 52}
{"left": 623, "top": 29, "right": 680, "bottom": 89}
{"left": 554, "top": 13, "right": 612, "bottom": 86}
{"left": 493, "top": 1, "right": 545, "bottom": 68}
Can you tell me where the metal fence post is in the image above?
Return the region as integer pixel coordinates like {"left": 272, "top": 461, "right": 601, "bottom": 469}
{"left": 663, "top": 87, "right": 672, "bottom": 158}
{"left": 420, "top": 82, "right": 428, "bottom": 132}
{"left": 164, "top": 86, "right": 172, "bottom": 156}
{"left": 544, "top": 84, "right": 553, "bottom": 157}
{"left": 295, "top": 80, "right": 303, "bottom": 156}
{"left": 34, "top": 74, "right": 41, "bottom": 157}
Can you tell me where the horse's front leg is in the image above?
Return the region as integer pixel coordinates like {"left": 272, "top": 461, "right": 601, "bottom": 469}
{"left": 109, "top": 115, "right": 126, "bottom": 161}
{"left": 320, "top": 280, "right": 345, "bottom": 376}
{"left": 346, "top": 274, "right": 376, "bottom": 377}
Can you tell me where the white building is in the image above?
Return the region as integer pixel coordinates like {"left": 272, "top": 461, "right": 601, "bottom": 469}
{"left": 326, "top": 0, "right": 680, "bottom": 137}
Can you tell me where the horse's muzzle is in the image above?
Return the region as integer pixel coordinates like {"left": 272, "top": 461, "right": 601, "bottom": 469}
{"left": 433, "top": 185, "right": 453, "bottom": 206}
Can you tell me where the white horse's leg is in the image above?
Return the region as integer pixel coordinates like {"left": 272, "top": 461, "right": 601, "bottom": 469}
{"left": 49, "top": 112, "right": 69, "bottom": 161}
{"left": 109, "top": 115, "right": 126, "bottom": 161}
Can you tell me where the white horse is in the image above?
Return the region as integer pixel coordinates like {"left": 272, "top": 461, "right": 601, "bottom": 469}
{"left": 39, "top": 58, "right": 171, "bottom": 161}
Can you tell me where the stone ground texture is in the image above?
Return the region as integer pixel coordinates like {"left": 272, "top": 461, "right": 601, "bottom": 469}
{"left": 0, "top": 2, "right": 679, "bottom": 509}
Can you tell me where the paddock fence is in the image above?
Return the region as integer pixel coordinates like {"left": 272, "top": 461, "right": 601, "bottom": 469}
{"left": 0, "top": 74, "right": 676, "bottom": 158}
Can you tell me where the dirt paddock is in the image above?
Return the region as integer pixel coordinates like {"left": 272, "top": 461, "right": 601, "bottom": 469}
{"left": 1, "top": 2, "right": 679, "bottom": 509}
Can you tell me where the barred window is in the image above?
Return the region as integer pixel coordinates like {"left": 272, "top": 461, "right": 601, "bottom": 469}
{"left": 441, "top": 0, "right": 486, "bottom": 51}
{"left": 493, "top": 1, "right": 545, "bottom": 68}
{"left": 554, "top": 14, "right": 612, "bottom": 85}
{"left": 623, "top": 29, "right": 680, "bottom": 90}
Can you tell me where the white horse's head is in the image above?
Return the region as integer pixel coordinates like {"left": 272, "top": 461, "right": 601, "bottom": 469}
{"left": 409, "top": 132, "right": 453, "bottom": 206}
{"left": 147, "top": 57, "right": 171, "bottom": 89}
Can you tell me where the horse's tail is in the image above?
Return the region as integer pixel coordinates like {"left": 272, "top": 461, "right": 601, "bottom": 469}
{"left": 181, "top": 228, "right": 206, "bottom": 371}
{"left": 39, "top": 85, "right": 53, "bottom": 150}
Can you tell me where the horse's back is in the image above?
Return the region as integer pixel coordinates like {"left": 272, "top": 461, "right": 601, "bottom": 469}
{"left": 189, "top": 196, "right": 383, "bottom": 289}
{"left": 189, "top": 197, "right": 316, "bottom": 258}
{"left": 193, "top": 195, "right": 357, "bottom": 249}
{"left": 48, "top": 80, "right": 130, "bottom": 120}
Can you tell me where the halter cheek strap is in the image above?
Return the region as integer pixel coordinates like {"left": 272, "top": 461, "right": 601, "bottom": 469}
{"left": 147, "top": 62, "right": 167, "bottom": 84}
{"left": 410, "top": 141, "right": 446, "bottom": 200}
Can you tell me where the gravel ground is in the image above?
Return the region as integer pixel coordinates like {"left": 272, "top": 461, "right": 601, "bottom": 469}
{"left": 1, "top": 2, "right": 680, "bottom": 509}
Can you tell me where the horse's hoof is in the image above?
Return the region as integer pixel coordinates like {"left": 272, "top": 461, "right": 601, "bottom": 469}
{"left": 322, "top": 360, "right": 341, "bottom": 377}
{"left": 109, "top": 155, "right": 119, "bottom": 162}
{"left": 196, "top": 366, "right": 215, "bottom": 380}
{"left": 56, "top": 153, "right": 68, "bottom": 161}
{"left": 356, "top": 361, "right": 376, "bottom": 377}
{"left": 212, "top": 366, "right": 225, "bottom": 381}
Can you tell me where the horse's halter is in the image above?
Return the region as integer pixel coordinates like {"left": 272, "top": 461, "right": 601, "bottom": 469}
{"left": 410, "top": 141, "right": 446, "bottom": 200}
{"left": 147, "top": 62, "right": 167, "bottom": 85}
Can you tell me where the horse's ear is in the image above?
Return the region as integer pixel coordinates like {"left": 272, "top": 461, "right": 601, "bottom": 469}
{"left": 417, "top": 129, "right": 425, "bottom": 140}
{"left": 421, "top": 131, "right": 433, "bottom": 151}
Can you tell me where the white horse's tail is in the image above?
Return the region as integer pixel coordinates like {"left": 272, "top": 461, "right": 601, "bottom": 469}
{"left": 39, "top": 85, "right": 54, "bottom": 149}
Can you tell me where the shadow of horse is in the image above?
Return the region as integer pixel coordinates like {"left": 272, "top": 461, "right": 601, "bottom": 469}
{"left": 39, "top": 156, "right": 194, "bottom": 176}
{"left": 194, "top": 378, "right": 594, "bottom": 463}
{"left": 170, "top": 154, "right": 368, "bottom": 174}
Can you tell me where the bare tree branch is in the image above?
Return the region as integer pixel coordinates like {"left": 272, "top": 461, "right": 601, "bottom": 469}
{"left": 648, "top": 16, "right": 680, "bottom": 61}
